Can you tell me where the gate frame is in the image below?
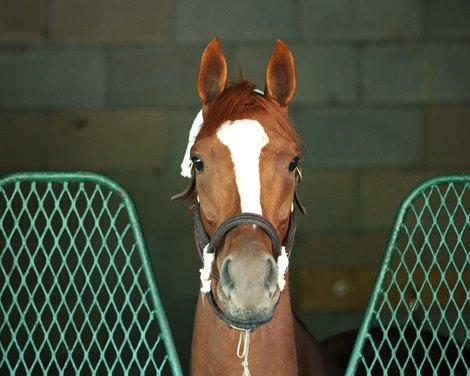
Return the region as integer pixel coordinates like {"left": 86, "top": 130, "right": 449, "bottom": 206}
{"left": 0, "top": 171, "right": 183, "bottom": 376}
{"left": 345, "top": 173, "right": 470, "bottom": 375}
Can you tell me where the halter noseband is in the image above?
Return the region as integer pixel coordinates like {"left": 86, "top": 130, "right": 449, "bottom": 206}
{"left": 195, "top": 202, "right": 283, "bottom": 256}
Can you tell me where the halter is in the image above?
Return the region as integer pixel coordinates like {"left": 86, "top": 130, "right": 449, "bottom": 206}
{"left": 172, "top": 169, "right": 305, "bottom": 330}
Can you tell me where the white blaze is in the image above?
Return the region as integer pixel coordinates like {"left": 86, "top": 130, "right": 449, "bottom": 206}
{"left": 217, "top": 120, "right": 269, "bottom": 215}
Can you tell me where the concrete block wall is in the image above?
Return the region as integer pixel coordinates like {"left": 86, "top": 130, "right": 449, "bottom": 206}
{"left": 1, "top": 0, "right": 469, "bottom": 370}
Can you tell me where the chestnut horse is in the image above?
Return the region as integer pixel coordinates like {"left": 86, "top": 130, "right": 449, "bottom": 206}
{"left": 174, "top": 38, "right": 341, "bottom": 376}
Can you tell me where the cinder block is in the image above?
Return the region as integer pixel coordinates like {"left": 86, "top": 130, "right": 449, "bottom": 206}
{"left": 235, "top": 44, "right": 356, "bottom": 104}
{"left": 232, "top": 45, "right": 273, "bottom": 89}
{"left": 291, "top": 233, "right": 388, "bottom": 267}
{"left": 427, "top": 0, "right": 470, "bottom": 37}
{"left": 425, "top": 107, "right": 470, "bottom": 167}
{"left": 0, "top": 0, "right": 45, "bottom": 44}
{"left": 298, "top": 108, "right": 423, "bottom": 168}
{"left": 360, "top": 171, "right": 438, "bottom": 232}
{"left": 363, "top": 44, "right": 470, "bottom": 102}
{"left": 362, "top": 45, "right": 427, "bottom": 102}
{"left": 0, "top": 113, "right": 47, "bottom": 169}
{"left": 175, "top": 0, "right": 295, "bottom": 41}
{"left": 300, "top": 0, "right": 422, "bottom": 40}
{"left": 51, "top": 0, "right": 171, "bottom": 43}
{"left": 297, "top": 171, "right": 358, "bottom": 233}
{"left": 427, "top": 44, "right": 470, "bottom": 101}
{"left": 109, "top": 46, "right": 202, "bottom": 106}
{"left": 47, "top": 111, "right": 170, "bottom": 169}
{"left": 291, "top": 266, "right": 378, "bottom": 313}
{"left": 295, "top": 45, "right": 357, "bottom": 104}
{"left": 0, "top": 48, "right": 105, "bottom": 109}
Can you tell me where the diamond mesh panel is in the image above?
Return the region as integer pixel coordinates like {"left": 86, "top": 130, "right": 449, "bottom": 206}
{"left": 346, "top": 174, "right": 470, "bottom": 376}
{"left": 0, "top": 172, "right": 182, "bottom": 375}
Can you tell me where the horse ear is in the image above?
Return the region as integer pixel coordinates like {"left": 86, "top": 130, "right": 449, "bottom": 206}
{"left": 197, "top": 38, "right": 228, "bottom": 106}
{"left": 265, "top": 39, "right": 296, "bottom": 107}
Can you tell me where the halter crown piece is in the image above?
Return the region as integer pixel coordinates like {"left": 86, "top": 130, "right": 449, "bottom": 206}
{"left": 178, "top": 107, "right": 303, "bottom": 296}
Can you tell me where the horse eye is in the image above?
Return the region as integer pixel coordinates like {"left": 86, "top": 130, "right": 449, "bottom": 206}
{"left": 191, "top": 156, "right": 204, "bottom": 172}
{"left": 288, "top": 156, "right": 300, "bottom": 172}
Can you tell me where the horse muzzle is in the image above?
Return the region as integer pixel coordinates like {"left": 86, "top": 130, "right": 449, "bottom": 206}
{"left": 216, "top": 235, "right": 281, "bottom": 329}
{"left": 197, "top": 208, "right": 286, "bottom": 330}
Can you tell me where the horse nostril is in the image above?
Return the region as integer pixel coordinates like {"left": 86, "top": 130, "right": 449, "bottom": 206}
{"left": 266, "top": 257, "right": 278, "bottom": 298}
{"left": 219, "top": 255, "right": 279, "bottom": 304}
{"left": 220, "top": 258, "right": 234, "bottom": 300}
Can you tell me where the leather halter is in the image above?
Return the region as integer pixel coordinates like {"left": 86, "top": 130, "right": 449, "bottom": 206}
{"left": 172, "top": 170, "right": 305, "bottom": 261}
{"left": 172, "top": 168, "right": 305, "bottom": 329}
{"left": 194, "top": 202, "right": 283, "bottom": 258}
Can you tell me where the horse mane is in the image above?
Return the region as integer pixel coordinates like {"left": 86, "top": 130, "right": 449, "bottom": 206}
{"left": 196, "top": 79, "right": 299, "bottom": 145}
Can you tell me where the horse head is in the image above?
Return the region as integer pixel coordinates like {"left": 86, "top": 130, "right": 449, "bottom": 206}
{"left": 176, "top": 38, "right": 303, "bottom": 330}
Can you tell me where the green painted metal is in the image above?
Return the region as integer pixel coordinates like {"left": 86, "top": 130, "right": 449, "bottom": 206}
{"left": 346, "top": 174, "right": 470, "bottom": 375}
{"left": 0, "top": 172, "right": 182, "bottom": 375}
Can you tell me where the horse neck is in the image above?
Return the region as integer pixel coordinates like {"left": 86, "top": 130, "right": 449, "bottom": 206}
{"left": 191, "top": 288, "right": 298, "bottom": 376}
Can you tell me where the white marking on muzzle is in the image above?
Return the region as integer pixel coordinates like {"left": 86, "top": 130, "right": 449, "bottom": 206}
{"left": 216, "top": 119, "right": 269, "bottom": 215}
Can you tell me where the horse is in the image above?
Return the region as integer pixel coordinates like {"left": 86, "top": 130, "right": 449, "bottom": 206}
{"left": 173, "top": 38, "right": 342, "bottom": 376}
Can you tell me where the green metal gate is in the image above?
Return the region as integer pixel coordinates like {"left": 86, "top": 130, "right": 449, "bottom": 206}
{"left": 0, "top": 172, "right": 182, "bottom": 375}
{"left": 346, "top": 174, "right": 470, "bottom": 375}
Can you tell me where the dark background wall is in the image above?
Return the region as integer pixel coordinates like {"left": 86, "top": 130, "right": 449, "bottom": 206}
{"left": 1, "top": 0, "right": 469, "bottom": 372}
